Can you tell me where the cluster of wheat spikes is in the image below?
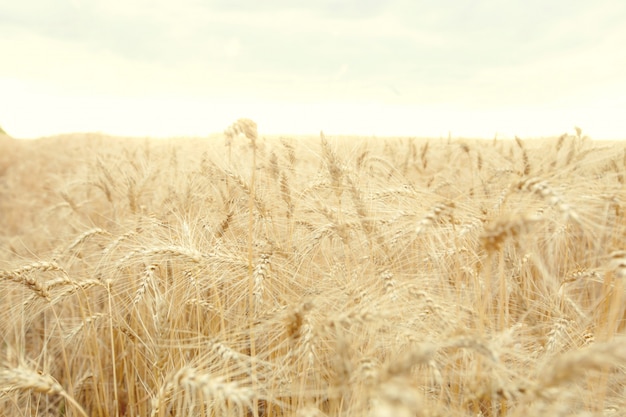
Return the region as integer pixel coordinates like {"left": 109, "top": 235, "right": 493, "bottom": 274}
{"left": 1, "top": 126, "right": 625, "bottom": 416}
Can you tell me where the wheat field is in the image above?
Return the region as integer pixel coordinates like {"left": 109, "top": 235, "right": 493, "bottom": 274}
{"left": 1, "top": 121, "right": 625, "bottom": 416}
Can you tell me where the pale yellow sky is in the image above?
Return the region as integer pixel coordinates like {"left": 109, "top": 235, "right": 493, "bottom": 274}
{"left": 1, "top": 1, "right": 625, "bottom": 139}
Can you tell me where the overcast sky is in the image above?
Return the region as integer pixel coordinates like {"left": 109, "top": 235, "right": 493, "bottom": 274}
{"left": 1, "top": 0, "right": 625, "bottom": 139}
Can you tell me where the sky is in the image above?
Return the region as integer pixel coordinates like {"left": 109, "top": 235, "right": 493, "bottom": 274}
{"left": 1, "top": 0, "right": 625, "bottom": 139}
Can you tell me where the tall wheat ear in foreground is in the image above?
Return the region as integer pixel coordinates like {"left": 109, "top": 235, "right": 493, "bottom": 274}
{"left": 1, "top": 125, "right": 625, "bottom": 416}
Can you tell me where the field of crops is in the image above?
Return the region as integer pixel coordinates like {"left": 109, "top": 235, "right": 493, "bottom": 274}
{"left": 1, "top": 121, "right": 625, "bottom": 416}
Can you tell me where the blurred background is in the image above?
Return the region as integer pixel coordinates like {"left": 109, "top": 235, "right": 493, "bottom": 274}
{"left": 1, "top": 0, "right": 625, "bottom": 139}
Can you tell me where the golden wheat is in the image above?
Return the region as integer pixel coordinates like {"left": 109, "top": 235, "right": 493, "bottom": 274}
{"left": 0, "top": 127, "right": 625, "bottom": 416}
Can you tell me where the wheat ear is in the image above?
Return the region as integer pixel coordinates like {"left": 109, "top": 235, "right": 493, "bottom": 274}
{"left": 515, "top": 136, "right": 531, "bottom": 175}
{"left": 0, "top": 366, "right": 88, "bottom": 417}
{"left": 0, "top": 261, "right": 65, "bottom": 300}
